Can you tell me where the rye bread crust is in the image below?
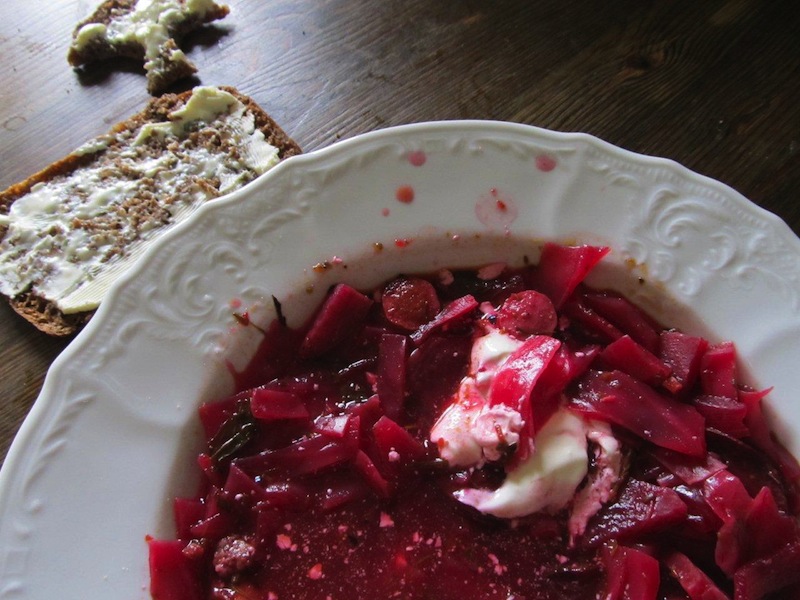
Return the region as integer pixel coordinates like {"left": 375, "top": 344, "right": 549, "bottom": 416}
{"left": 67, "top": 0, "right": 231, "bottom": 94}
{"left": 0, "top": 87, "right": 301, "bottom": 336}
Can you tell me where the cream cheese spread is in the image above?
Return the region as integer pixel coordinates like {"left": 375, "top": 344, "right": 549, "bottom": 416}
{"left": 431, "top": 330, "right": 525, "bottom": 466}
{"left": 455, "top": 408, "right": 589, "bottom": 519}
{"left": 430, "top": 327, "right": 622, "bottom": 520}
{"left": 0, "top": 86, "right": 280, "bottom": 313}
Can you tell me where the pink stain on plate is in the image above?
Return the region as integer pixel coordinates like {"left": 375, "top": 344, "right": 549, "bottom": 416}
{"left": 535, "top": 154, "right": 557, "bottom": 172}
{"left": 407, "top": 150, "right": 427, "bottom": 167}
{"left": 475, "top": 188, "right": 519, "bottom": 231}
{"left": 395, "top": 185, "right": 415, "bottom": 203}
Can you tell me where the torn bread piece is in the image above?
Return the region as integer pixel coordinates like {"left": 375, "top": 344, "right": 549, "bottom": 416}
{"left": 0, "top": 85, "right": 301, "bottom": 336}
{"left": 68, "top": 0, "right": 230, "bottom": 94}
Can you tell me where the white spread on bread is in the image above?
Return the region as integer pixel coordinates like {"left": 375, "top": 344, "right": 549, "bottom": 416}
{"left": 72, "top": 0, "right": 226, "bottom": 85}
{"left": 0, "top": 86, "right": 280, "bottom": 314}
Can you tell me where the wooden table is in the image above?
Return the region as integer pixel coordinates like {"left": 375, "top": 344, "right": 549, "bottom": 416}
{"left": 1, "top": 0, "right": 799, "bottom": 466}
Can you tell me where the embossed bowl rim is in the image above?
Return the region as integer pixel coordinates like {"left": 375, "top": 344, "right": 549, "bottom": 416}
{"left": 1, "top": 120, "right": 799, "bottom": 598}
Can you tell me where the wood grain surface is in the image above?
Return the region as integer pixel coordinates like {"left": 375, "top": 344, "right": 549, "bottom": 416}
{"left": 1, "top": 0, "right": 799, "bottom": 466}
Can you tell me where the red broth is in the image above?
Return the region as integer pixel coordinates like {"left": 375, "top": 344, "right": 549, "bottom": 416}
{"left": 149, "top": 243, "right": 800, "bottom": 600}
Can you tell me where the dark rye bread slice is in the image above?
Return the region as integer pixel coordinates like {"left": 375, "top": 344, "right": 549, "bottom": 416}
{"left": 67, "top": 0, "right": 230, "bottom": 94}
{"left": 0, "top": 86, "right": 301, "bottom": 336}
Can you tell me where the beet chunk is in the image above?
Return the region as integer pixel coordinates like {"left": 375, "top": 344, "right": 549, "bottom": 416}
{"left": 376, "top": 333, "right": 408, "bottom": 420}
{"left": 733, "top": 540, "right": 800, "bottom": 600}
{"left": 603, "top": 544, "right": 661, "bottom": 600}
{"left": 700, "top": 342, "right": 738, "bottom": 400}
{"left": 664, "top": 551, "right": 730, "bottom": 600}
{"left": 660, "top": 331, "right": 708, "bottom": 395}
{"left": 582, "top": 290, "right": 661, "bottom": 353}
{"left": 148, "top": 539, "right": 204, "bottom": 600}
{"left": 250, "top": 388, "right": 310, "bottom": 422}
{"left": 574, "top": 370, "right": 706, "bottom": 457}
{"left": 410, "top": 294, "right": 478, "bottom": 344}
{"left": 581, "top": 479, "right": 688, "bottom": 547}
{"left": 531, "top": 243, "right": 610, "bottom": 308}
{"left": 600, "top": 334, "right": 671, "bottom": 386}
{"left": 300, "top": 284, "right": 373, "bottom": 358}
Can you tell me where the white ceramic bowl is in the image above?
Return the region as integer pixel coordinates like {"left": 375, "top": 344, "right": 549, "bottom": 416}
{"left": 1, "top": 121, "right": 799, "bottom": 598}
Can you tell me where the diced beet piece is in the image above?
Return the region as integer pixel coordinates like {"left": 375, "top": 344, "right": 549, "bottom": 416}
{"left": 313, "top": 414, "right": 352, "bottom": 439}
{"left": 376, "top": 333, "right": 408, "bottom": 420}
{"left": 300, "top": 284, "right": 373, "bottom": 358}
{"left": 583, "top": 290, "right": 661, "bottom": 353}
{"left": 250, "top": 388, "right": 310, "bottom": 422}
{"left": 381, "top": 277, "right": 441, "bottom": 330}
{"left": 198, "top": 393, "right": 248, "bottom": 441}
{"left": 733, "top": 540, "right": 800, "bottom": 600}
{"left": 600, "top": 335, "right": 672, "bottom": 386}
{"left": 410, "top": 294, "right": 478, "bottom": 344}
{"left": 740, "top": 388, "right": 800, "bottom": 513}
{"left": 660, "top": 331, "right": 709, "bottom": 395}
{"left": 664, "top": 551, "right": 730, "bottom": 600}
{"left": 743, "top": 486, "right": 799, "bottom": 557}
{"left": 489, "top": 335, "right": 561, "bottom": 410}
{"left": 231, "top": 319, "right": 305, "bottom": 392}
{"left": 531, "top": 243, "right": 610, "bottom": 308}
{"left": 197, "top": 453, "right": 225, "bottom": 488}
{"left": 190, "top": 511, "right": 236, "bottom": 540}
{"left": 234, "top": 434, "right": 357, "bottom": 477}
{"left": 488, "top": 335, "right": 561, "bottom": 458}
{"left": 346, "top": 395, "right": 384, "bottom": 436}
{"left": 561, "top": 295, "right": 625, "bottom": 343}
{"left": 353, "top": 450, "right": 393, "bottom": 497}
{"left": 671, "top": 483, "right": 724, "bottom": 538}
{"left": 582, "top": 479, "right": 688, "bottom": 547}
{"left": 259, "top": 482, "right": 314, "bottom": 510}
{"left": 223, "top": 464, "right": 267, "bottom": 500}
{"left": 407, "top": 334, "right": 472, "bottom": 410}
{"left": 225, "top": 466, "right": 312, "bottom": 511}
{"left": 494, "top": 290, "right": 557, "bottom": 337}
{"left": 148, "top": 539, "right": 204, "bottom": 600}
{"left": 701, "top": 470, "right": 754, "bottom": 529}
{"left": 652, "top": 447, "right": 727, "bottom": 486}
{"left": 534, "top": 344, "right": 601, "bottom": 434}
{"left": 320, "top": 476, "right": 371, "bottom": 512}
{"left": 694, "top": 395, "right": 749, "bottom": 438}
{"left": 174, "top": 498, "right": 206, "bottom": 541}
{"left": 716, "top": 486, "right": 800, "bottom": 576}
{"left": 603, "top": 544, "right": 661, "bottom": 600}
{"left": 372, "top": 415, "right": 427, "bottom": 465}
{"left": 574, "top": 370, "right": 706, "bottom": 457}
{"left": 700, "top": 342, "right": 738, "bottom": 400}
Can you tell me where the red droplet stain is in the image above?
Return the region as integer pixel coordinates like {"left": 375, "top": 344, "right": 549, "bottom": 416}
{"left": 475, "top": 188, "right": 519, "bottom": 231}
{"left": 535, "top": 154, "right": 557, "bottom": 172}
{"left": 394, "top": 238, "right": 412, "bottom": 248}
{"left": 229, "top": 297, "right": 243, "bottom": 309}
{"left": 382, "top": 207, "right": 390, "bottom": 217}
{"left": 395, "top": 185, "right": 415, "bottom": 203}
{"left": 408, "top": 150, "right": 427, "bottom": 167}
